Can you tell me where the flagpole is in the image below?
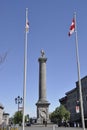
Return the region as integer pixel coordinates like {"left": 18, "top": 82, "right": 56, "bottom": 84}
{"left": 22, "top": 8, "right": 28, "bottom": 130}
{"left": 74, "top": 12, "right": 85, "bottom": 130}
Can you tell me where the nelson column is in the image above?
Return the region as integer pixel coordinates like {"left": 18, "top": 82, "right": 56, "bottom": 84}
{"left": 36, "top": 50, "right": 50, "bottom": 124}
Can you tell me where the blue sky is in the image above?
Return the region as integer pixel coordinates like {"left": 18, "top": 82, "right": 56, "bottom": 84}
{"left": 0, "top": 0, "right": 87, "bottom": 117}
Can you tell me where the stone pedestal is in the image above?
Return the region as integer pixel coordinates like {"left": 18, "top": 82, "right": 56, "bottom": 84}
{"left": 36, "top": 101, "right": 50, "bottom": 124}
{"left": 36, "top": 50, "right": 50, "bottom": 124}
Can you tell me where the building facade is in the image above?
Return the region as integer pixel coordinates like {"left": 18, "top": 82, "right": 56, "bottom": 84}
{"left": 3, "top": 113, "right": 9, "bottom": 126}
{"left": 0, "top": 103, "right": 9, "bottom": 126}
{"left": 59, "top": 76, "right": 87, "bottom": 127}
{"left": 0, "top": 103, "right": 4, "bottom": 125}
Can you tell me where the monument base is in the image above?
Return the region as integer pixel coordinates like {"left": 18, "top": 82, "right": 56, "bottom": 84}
{"left": 36, "top": 100, "right": 50, "bottom": 124}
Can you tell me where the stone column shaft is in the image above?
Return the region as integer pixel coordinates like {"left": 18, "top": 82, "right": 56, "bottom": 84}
{"left": 36, "top": 50, "right": 50, "bottom": 124}
{"left": 39, "top": 58, "right": 47, "bottom": 101}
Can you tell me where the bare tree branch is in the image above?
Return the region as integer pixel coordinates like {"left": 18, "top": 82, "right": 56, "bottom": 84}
{"left": 0, "top": 52, "right": 8, "bottom": 64}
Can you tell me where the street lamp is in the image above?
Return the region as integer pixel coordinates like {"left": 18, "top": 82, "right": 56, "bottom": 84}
{"left": 15, "top": 96, "right": 23, "bottom": 111}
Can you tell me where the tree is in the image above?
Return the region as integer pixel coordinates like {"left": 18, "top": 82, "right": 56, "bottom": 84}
{"left": 25, "top": 114, "right": 29, "bottom": 122}
{"left": 57, "top": 105, "right": 70, "bottom": 122}
{"left": 49, "top": 111, "right": 58, "bottom": 123}
{"left": 13, "top": 112, "right": 30, "bottom": 125}
{"left": 13, "top": 111, "right": 23, "bottom": 125}
{"left": 50, "top": 105, "right": 70, "bottom": 124}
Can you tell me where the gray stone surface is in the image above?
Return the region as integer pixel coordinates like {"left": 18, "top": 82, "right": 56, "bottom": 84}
{"left": 36, "top": 51, "right": 50, "bottom": 124}
{"left": 18, "top": 125, "right": 86, "bottom": 130}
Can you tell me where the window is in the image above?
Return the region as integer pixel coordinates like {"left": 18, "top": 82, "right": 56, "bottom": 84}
{"left": 86, "top": 95, "right": 87, "bottom": 101}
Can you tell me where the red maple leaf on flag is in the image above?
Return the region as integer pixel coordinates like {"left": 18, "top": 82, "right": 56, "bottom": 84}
{"left": 68, "top": 18, "right": 75, "bottom": 36}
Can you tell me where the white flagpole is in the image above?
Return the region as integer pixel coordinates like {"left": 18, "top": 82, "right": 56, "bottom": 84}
{"left": 22, "top": 8, "right": 29, "bottom": 130}
{"left": 74, "top": 12, "right": 85, "bottom": 130}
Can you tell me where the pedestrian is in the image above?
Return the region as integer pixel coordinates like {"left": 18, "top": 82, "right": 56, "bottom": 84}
{"left": 45, "top": 120, "right": 47, "bottom": 127}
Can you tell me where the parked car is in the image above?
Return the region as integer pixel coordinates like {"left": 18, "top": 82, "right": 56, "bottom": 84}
{"left": 25, "top": 122, "right": 31, "bottom": 126}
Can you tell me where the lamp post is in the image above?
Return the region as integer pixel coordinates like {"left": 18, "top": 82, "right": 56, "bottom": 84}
{"left": 15, "top": 96, "right": 23, "bottom": 111}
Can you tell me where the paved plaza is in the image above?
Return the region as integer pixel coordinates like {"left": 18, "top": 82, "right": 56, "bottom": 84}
{"left": 18, "top": 125, "right": 87, "bottom": 130}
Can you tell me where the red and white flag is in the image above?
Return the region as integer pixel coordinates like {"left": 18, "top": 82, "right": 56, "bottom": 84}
{"left": 68, "top": 18, "right": 75, "bottom": 36}
{"left": 76, "top": 106, "right": 80, "bottom": 113}
{"left": 26, "top": 20, "right": 29, "bottom": 32}
{"left": 25, "top": 9, "right": 29, "bottom": 33}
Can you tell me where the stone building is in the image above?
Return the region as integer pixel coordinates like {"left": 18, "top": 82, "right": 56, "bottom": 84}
{"left": 59, "top": 76, "right": 87, "bottom": 127}
{"left": 3, "top": 113, "right": 9, "bottom": 126}
{"left": 0, "top": 103, "right": 9, "bottom": 126}
{"left": 0, "top": 103, "right": 4, "bottom": 125}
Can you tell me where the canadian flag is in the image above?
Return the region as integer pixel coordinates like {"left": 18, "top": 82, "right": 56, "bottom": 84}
{"left": 26, "top": 21, "right": 29, "bottom": 32}
{"left": 68, "top": 18, "right": 75, "bottom": 36}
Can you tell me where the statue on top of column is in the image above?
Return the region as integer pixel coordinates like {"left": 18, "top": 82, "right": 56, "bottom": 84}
{"left": 41, "top": 50, "right": 45, "bottom": 58}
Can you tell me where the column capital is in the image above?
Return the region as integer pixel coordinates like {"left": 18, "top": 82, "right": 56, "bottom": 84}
{"left": 38, "top": 57, "right": 47, "bottom": 63}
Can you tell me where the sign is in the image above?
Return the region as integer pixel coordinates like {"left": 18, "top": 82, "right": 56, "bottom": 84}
{"left": 76, "top": 106, "right": 80, "bottom": 113}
